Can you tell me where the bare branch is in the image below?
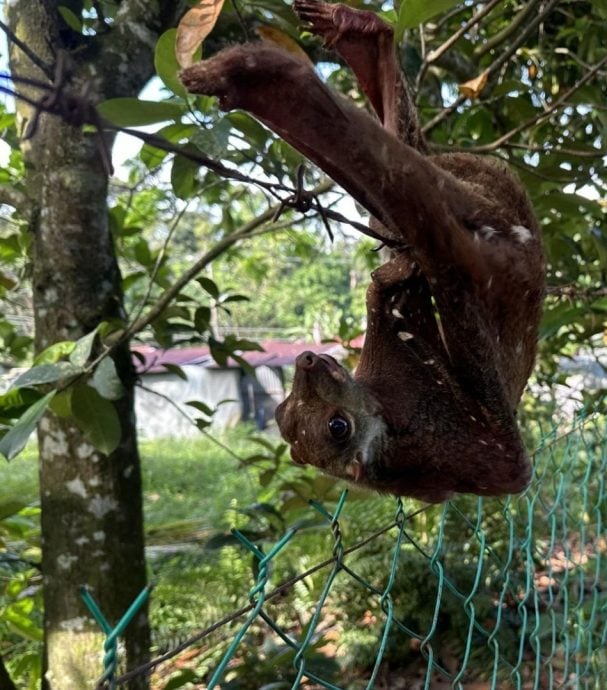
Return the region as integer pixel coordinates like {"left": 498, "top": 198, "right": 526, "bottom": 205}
{"left": 473, "top": 0, "right": 542, "bottom": 58}
{"left": 502, "top": 143, "right": 607, "bottom": 158}
{"left": 421, "top": 0, "right": 503, "bottom": 73}
{"left": 547, "top": 285, "right": 607, "bottom": 300}
{"left": 461, "top": 55, "right": 607, "bottom": 154}
{"left": 423, "top": 0, "right": 561, "bottom": 134}
{"left": 128, "top": 205, "right": 190, "bottom": 329}
{"left": 122, "top": 179, "right": 335, "bottom": 339}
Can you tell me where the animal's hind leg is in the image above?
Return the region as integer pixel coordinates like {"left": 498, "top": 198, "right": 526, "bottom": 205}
{"left": 294, "top": 0, "right": 425, "bottom": 149}
{"left": 294, "top": 0, "right": 396, "bottom": 131}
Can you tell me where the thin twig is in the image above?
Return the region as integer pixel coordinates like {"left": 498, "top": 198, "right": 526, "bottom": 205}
{"left": 423, "top": 0, "right": 560, "bottom": 134}
{"left": 546, "top": 285, "right": 607, "bottom": 300}
{"left": 502, "top": 143, "right": 607, "bottom": 158}
{"left": 418, "top": 0, "right": 503, "bottom": 88}
{"left": 474, "top": 0, "right": 542, "bottom": 58}
{"left": 129, "top": 204, "right": 190, "bottom": 329}
{"left": 462, "top": 55, "right": 607, "bottom": 154}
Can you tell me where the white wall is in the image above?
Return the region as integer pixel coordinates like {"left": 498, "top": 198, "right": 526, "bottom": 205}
{"left": 135, "top": 366, "right": 243, "bottom": 439}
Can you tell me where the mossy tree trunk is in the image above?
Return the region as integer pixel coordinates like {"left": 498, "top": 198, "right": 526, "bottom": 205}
{"left": 6, "top": 2, "right": 183, "bottom": 687}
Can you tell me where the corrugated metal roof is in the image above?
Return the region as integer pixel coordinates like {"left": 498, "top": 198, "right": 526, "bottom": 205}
{"left": 132, "top": 340, "right": 345, "bottom": 374}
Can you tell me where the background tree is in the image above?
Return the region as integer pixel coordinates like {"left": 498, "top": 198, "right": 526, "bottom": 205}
{"left": 0, "top": 0, "right": 605, "bottom": 687}
{"left": 2, "top": 2, "right": 186, "bottom": 687}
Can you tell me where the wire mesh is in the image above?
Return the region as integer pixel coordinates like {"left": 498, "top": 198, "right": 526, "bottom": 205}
{"left": 114, "top": 411, "right": 607, "bottom": 689}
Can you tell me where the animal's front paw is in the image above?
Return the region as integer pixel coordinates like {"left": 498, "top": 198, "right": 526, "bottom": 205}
{"left": 295, "top": 0, "right": 391, "bottom": 45}
{"left": 180, "top": 47, "right": 246, "bottom": 109}
{"left": 294, "top": 0, "right": 340, "bottom": 42}
{"left": 180, "top": 44, "right": 305, "bottom": 110}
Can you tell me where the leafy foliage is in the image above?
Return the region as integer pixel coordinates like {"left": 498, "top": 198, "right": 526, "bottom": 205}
{"left": 0, "top": 0, "right": 606, "bottom": 686}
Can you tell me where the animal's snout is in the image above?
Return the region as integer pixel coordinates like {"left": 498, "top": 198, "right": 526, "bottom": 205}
{"left": 296, "top": 351, "right": 318, "bottom": 370}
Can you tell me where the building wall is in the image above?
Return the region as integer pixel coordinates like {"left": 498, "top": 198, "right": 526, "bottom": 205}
{"left": 135, "top": 365, "right": 287, "bottom": 438}
{"left": 135, "top": 366, "right": 243, "bottom": 439}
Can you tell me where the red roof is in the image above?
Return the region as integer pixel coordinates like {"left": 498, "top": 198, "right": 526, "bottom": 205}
{"left": 132, "top": 340, "right": 345, "bottom": 374}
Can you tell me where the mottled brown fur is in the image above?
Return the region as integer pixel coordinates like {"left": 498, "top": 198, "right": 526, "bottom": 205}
{"left": 181, "top": 0, "right": 546, "bottom": 502}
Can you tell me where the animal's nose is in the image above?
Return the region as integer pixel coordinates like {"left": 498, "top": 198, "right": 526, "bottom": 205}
{"left": 296, "top": 351, "right": 318, "bottom": 370}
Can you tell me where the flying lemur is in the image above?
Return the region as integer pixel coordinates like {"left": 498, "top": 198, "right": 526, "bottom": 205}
{"left": 181, "top": 0, "right": 546, "bottom": 502}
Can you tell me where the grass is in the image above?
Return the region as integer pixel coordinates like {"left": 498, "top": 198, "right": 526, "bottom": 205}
{"left": 0, "top": 446, "right": 39, "bottom": 506}
{"left": 139, "top": 428, "right": 263, "bottom": 534}
{"left": 0, "top": 427, "right": 264, "bottom": 531}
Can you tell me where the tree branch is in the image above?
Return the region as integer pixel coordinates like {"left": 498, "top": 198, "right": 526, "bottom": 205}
{"left": 122, "top": 179, "right": 335, "bottom": 339}
{"left": 459, "top": 55, "right": 607, "bottom": 154}
{"left": 474, "top": 0, "right": 542, "bottom": 58}
{"left": 423, "top": 0, "right": 560, "bottom": 134}
{"left": 547, "top": 285, "right": 607, "bottom": 300}
{"left": 502, "top": 143, "right": 607, "bottom": 158}
{"left": 422, "top": 0, "right": 503, "bottom": 71}
{"left": 109, "top": 124, "right": 291, "bottom": 198}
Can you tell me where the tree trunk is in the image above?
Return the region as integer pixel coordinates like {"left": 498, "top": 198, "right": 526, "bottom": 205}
{"left": 6, "top": 2, "right": 183, "bottom": 687}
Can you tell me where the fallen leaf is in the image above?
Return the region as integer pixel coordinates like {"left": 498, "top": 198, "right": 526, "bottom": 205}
{"left": 256, "top": 26, "right": 311, "bottom": 62}
{"left": 458, "top": 69, "right": 489, "bottom": 99}
{"left": 175, "top": 0, "right": 225, "bottom": 68}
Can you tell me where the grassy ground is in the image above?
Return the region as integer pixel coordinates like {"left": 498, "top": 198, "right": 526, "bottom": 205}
{"left": 0, "top": 427, "right": 263, "bottom": 530}
{"left": 0, "top": 426, "right": 410, "bottom": 686}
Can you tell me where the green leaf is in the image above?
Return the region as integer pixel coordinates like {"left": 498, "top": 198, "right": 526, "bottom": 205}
{"left": 69, "top": 329, "right": 98, "bottom": 367}
{"left": 58, "top": 5, "right": 82, "bottom": 32}
{"left": 228, "top": 112, "right": 269, "bottom": 148}
{"left": 0, "top": 391, "right": 55, "bottom": 461}
{"left": 162, "top": 363, "right": 188, "bottom": 380}
{"left": 34, "top": 340, "right": 75, "bottom": 364}
{"left": 0, "top": 499, "right": 27, "bottom": 520}
{"left": 5, "top": 605, "right": 43, "bottom": 641}
{"left": 155, "top": 29, "right": 187, "bottom": 97}
{"left": 163, "top": 669, "right": 198, "bottom": 690}
{"left": 259, "top": 469, "right": 276, "bottom": 487}
{"left": 171, "top": 153, "right": 199, "bottom": 199}
{"left": 71, "top": 385, "right": 121, "bottom": 455}
{"left": 0, "top": 388, "right": 43, "bottom": 421}
{"left": 186, "top": 400, "right": 213, "bottom": 417}
{"left": 398, "top": 0, "right": 460, "bottom": 31}
{"left": 97, "top": 98, "right": 183, "bottom": 127}
{"left": 92, "top": 357, "right": 125, "bottom": 401}
{"left": 539, "top": 305, "right": 586, "bottom": 340}
{"left": 48, "top": 390, "right": 73, "bottom": 417}
{"left": 192, "top": 118, "right": 232, "bottom": 159}
{"left": 194, "top": 305, "right": 211, "bottom": 333}
{"left": 140, "top": 123, "right": 197, "bottom": 169}
{"left": 220, "top": 294, "right": 249, "bottom": 304}
{"left": 196, "top": 276, "right": 219, "bottom": 299}
{"left": 10, "top": 362, "right": 82, "bottom": 390}
{"left": 590, "top": 297, "right": 607, "bottom": 312}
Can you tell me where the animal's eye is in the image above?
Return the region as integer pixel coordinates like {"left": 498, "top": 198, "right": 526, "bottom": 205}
{"left": 328, "top": 415, "right": 350, "bottom": 440}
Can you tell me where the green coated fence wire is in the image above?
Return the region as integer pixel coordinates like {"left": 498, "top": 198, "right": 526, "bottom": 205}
{"left": 110, "top": 410, "right": 607, "bottom": 688}
{"left": 81, "top": 583, "right": 153, "bottom": 689}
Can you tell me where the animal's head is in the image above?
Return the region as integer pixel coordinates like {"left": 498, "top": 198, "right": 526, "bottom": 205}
{"left": 275, "top": 351, "right": 386, "bottom": 484}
